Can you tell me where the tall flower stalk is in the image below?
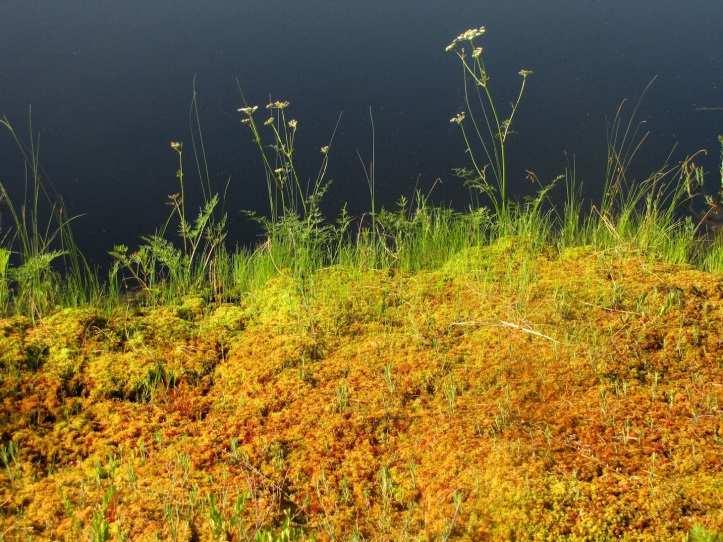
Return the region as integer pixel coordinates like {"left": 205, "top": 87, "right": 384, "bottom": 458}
{"left": 237, "top": 99, "right": 338, "bottom": 224}
{"left": 446, "top": 26, "right": 533, "bottom": 217}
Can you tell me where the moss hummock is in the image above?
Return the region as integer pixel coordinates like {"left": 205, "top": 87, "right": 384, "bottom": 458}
{"left": 0, "top": 249, "right": 721, "bottom": 540}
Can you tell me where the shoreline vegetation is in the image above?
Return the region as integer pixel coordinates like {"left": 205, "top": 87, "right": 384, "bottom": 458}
{"left": 1, "top": 27, "right": 721, "bottom": 540}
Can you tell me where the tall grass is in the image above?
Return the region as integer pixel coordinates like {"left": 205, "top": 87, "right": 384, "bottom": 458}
{"left": 0, "top": 25, "right": 721, "bottom": 319}
{"left": 445, "top": 26, "right": 533, "bottom": 218}
{"left": 0, "top": 115, "right": 105, "bottom": 320}
{"left": 108, "top": 91, "right": 228, "bottom": 305}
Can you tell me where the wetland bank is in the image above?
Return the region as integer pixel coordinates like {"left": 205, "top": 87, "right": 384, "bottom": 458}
{"left": 1, "top": 10, "right": 723, "bottom": 542}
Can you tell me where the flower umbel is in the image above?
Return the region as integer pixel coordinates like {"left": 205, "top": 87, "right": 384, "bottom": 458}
{"left": 445, "top": 26, "right": 486, "bottom": 53}
{"left": 237, "top": 106, "right": 259, "bottom": 116}
{"left": 266, "top": 100, "right": 290, "bottom": 110}
{"left": 450, "top": 112, "right": 466, "bottom": 125}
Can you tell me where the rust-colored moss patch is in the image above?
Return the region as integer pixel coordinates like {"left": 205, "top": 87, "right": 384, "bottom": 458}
{"left": 1, "top": 251, "right": 721, "bottom": 540}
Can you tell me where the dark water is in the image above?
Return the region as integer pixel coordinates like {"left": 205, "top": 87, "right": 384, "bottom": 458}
{"left": 1, "top": 0, "right": 722, "bottom": 260}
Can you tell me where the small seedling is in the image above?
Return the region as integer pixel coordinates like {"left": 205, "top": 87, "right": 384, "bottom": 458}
{"left": 383, "top": 364, "right": 395, "bottom": 394}
{"left": 0, "top": 441, "right": 19, "bottom": 482}
{"left": 207, "top": 493, "right": 226, "bottom": 540}
{"left": 335, "top": 382, "right": 350, "bottom": 412}
{"left": 442, "top": 379, "right": 457, "bottom": 413}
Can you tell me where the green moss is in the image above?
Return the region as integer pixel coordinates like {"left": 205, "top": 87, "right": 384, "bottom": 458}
{"left": 242, "top": 274, "right": 303, "bottom": 328}
{"left": 86, "top": 351, "right": 160, "bottom": 399}
{"left": 0, "top": 318, "right": 28, "bottom": 364}
{"left": 442, "top": 236, "right": 536, "bottom": 277}
{"left": 28, "top": 308, "right": 105, "bottom": 347}
{"left": 125, "top": 307, "right": 193, "bottom": 349}
{"left": 45, "top": 346, "right": 84, "bottom": 382}
{"left": 177, "top": 295, "right": 206, "bottom": 321}
{"left": 199, "top": 304, "right": 245, "bottom": 337}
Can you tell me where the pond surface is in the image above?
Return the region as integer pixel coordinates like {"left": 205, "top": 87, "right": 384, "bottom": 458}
{"left": 1, "top": 0, "right": 722, "bottom": 258}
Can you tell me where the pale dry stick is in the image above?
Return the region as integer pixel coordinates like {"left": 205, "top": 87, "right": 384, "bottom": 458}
{"left": 579, "top": 300, "right": 641, "bottom": 317}
{"left": 313, "top": 473, "right": 339, "bottom": 541}
{"left": 442, "top": 491, "right": 464, "bottom": 542}
{"left": 498, "top": 320, "right": 560, "bottom": 344}
{"left": 449, "top": 319, "right": 497, "bottom": 328}
{"left": 450, "top": 319, "right": 559, "bottom": 344}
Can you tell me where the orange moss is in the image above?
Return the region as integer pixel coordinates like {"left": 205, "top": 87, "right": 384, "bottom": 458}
{"left": 0, "top": 252, "right": 721, "bottom": 540}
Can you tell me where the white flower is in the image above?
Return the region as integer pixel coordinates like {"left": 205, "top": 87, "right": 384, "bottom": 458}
{"left": 266, "top": 100, "right": 290, "bottom": 110}
{"left": 458, "top": 26, "right": 486, "bottom": 42}
{"left": 450, "top": 112, "right": 466, "bottom": 125}
{"left": 472, "top": 47, "right": 483, "bottom": 59}
{"left": 237, "top": 106, "right": 258, "bottom": 116}
{"left": 264, "top": 117, "right": 274, "bottom": 126}
{"left": 288, "top": 119, "right": 298, "bottom": 130}
{"left": 445, "top": 26, "right": 486, "bottom": 53}
{"left": 320, "top": 145, "right": 330, "bottom": 155}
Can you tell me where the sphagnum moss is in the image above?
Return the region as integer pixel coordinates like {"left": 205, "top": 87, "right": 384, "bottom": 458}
{"left": 0, "top": 250, "right": 721, "bottom": 540}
